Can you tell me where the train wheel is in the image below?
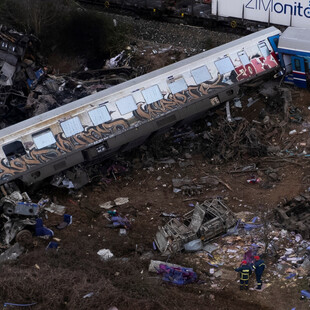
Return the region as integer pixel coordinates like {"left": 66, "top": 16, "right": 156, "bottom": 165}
{"left": 16, "top": 230, "right": 33, "bottom": 248}
{"left": 230, "top": 20, "right": 237, "bottom": 28}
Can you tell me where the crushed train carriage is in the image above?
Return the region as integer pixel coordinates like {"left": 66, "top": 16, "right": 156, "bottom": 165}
{"left": 0, "top": 27, "right": 283, "bottom": 187}
{"left": 154, "top": 198, "right": 237, "bottom": 255}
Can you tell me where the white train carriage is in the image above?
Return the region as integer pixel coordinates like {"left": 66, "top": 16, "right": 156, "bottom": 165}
{"left": 0, "top": 26, "right": 280, "bottom": 186}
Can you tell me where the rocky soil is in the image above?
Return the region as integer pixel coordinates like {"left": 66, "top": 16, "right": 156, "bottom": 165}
{"left": 111, "top": 12, "right": 241, "bottom": 51}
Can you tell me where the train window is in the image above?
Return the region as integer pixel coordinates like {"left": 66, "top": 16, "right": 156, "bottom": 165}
{"left": 115, "top": 95, "right": 137, "bottom": 115}
{"left": 191, "top": 66, "right": 212, "bottom": 84}
{"left": 3, "top": 141, "right": 26, "bottom": 160}
{"left": 142, "top": 85, "right": 163, "bottom": 104}
{"left": 214, "top": 57, "right": 234, "bottom": 74}
{"left": 88, "top": 106, "right": 111, "bottom": 125}
{"left": 33, "top": 129, "right": 56, "bottom": 149}
{"left": 60, "top": 117, "right": 84, "bottom": 137}
{"left": 294, "top": 58, "right": 301, "bottom": 71}
{"left": 258, "top": 42, "right": 270, "bottom": 58}
{"left": 238, "top": 51, "right": 250, "bottom": 66}
{"left": 168, "top": 78, "right": 187, "bottom": 94}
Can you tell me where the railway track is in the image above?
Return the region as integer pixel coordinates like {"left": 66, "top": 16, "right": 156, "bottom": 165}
{"left": 77, "top": 0, "right": 251, "bottom": 36}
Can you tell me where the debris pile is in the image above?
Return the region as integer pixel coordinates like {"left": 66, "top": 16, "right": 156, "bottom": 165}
{"left": 275, "top": 194, "right": 310, "bottom": 239}
{"left": 156, "top": 263, "right": 198, "bottom": 285}
{"left": 0, "top": 26, "right": 139, "bottom": 129}
{"left": 154, "top": 199, "right": 236, "bottom": 255}
{"left": 176, "top": 210, "right": 310, "bottom": 290}
{"left": 201, "top": 118, "right": 270, "bottom": 163}
{"left": 0, "top": 188, "right": 72, "bottom": 261}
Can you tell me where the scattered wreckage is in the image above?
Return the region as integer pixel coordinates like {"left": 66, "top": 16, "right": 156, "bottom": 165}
{"left": 154, "top": 199, "right": 237, "bottom": 255}
{"left": 0, "top": 26, "right": 137, "bottom": 129}
{"left": 0, "top": 187, "right": 71, "bottom": 257}
{"left": 0, "top": 23, "right": 301, "bottom": 199}
{"left": 275, "top": 194, "right": 310, "bottom": 239}
{"left": 0, "top": 190, "right": 39, "bottom": 247}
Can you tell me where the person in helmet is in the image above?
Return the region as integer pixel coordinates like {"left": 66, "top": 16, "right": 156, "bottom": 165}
{"left": 252, "top": 256, "right": 265, "bottom": 290}
{"left": 235, "top": 260, "right": 252, "bottom": 290}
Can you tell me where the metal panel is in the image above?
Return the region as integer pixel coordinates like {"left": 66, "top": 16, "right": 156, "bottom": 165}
{"left": 278, "top": 27, "right": 310, "bottom": 52}
{"left": 188, "top": 205, "right": 206, "bottom": 233}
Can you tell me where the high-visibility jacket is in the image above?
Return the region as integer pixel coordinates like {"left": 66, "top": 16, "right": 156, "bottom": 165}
{"left": 235, "top": 265, "right": 252, "bottom": 280}
{"left": 253, "top": 259, "right": 265, "bottom": 276}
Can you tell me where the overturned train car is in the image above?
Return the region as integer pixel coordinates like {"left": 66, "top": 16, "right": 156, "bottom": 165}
{"left": 0, "top": 27, "right": 280, "bottom": 187}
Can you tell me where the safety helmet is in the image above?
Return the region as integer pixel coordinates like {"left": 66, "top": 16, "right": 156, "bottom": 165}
{"left": 254, "top": 256, "right": 260, "bottom": 260}
{"left": 241, "top": 260, "right": 247, "bottom": 265}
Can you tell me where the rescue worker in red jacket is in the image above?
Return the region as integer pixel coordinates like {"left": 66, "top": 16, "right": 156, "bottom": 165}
{"left": 235, "top": 260, "right": 252, "bottom": 290}
{"left": 252, "top": 256, "right": 265, "bottom": 290}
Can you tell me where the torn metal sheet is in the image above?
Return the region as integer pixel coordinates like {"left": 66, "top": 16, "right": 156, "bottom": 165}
{"left": 154, "top": 199, "right": 237, "bottom": 255}
{"left": 100, "top": 201, "right": 114, "bottom": 210}
{"left": 51, "top": 175, "right": 75, "bottom": 189}
{"left": 100, "top": 197, "right": 129, "bottom": 209}
{"left": 3, "top": 218, "right": 36, "bottom": 245}
{"left": 275, "top": 194, "right": 310, "bottom": 238}
{"left": 104, "top": 51, "right": 125, "bottom": 69}
{"left": 0, "top": 190, "right": 45, "bottom": 246}
{"left": 5, "top": 201, "right": 39, "bottom": 216}
{"left": 0, "top": 242, "right": 24, "bottom": 264}
{"left": 188, "top": 204, "right": 205, "bottom": 233}
{"left": 226, "top": 101, "right": 233, "bottom": 122}
{"left": 0, "top": 62, "right": 16, "bottom": 86}
{"left": 0, "top": 50, "right": 18, "bottom": 66}
{"left": 0, "top": 190, "right": 39, "bottom": 216}
{"left": 114, "top": 197, "right": 129, "bottom": 206}
{"left": 44, "top": 202, "right": 66, "bottom": 216}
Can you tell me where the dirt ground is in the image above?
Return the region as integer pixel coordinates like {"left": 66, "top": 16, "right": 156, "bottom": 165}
{"left": 0, "top": 16, "right": 310, "bottom": 309}
{"left": 0, "top": 83, "right": 308, "bottom": 309}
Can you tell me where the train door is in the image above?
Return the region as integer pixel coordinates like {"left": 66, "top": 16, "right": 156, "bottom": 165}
{"left": 268, "top": 34, "right": 280, "bottom": 54}
{"left": 291, "top": 56, "right": 308, "bottom": 88}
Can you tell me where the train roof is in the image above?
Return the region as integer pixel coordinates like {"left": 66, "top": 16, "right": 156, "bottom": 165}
{"left": 278, "top": 27, "right": 310, "bottom": 54}
{"left": 0, "top": 26, "right": 280, "bottom": 140}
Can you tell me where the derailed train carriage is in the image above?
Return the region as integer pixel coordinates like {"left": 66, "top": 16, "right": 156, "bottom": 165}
{"left": 0, "top": 27, "right": 281, "bottom": 188}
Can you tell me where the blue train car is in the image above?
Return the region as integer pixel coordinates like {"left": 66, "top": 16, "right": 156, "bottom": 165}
{"left": 277, "top": 27, "right": 310, "bottom": 88}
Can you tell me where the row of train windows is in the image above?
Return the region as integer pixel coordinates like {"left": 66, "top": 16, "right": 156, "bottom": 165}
{"left": 3, "top": 42, "right": 271, "bottom": 156}
{"left": 83, "top": 43, "right": 270, "bottom": 120}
